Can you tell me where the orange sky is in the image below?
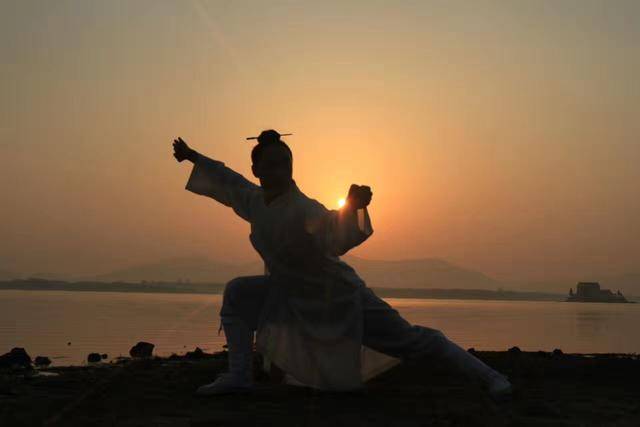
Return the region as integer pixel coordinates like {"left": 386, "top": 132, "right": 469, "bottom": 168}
{"left": 1, "top": 1, "right": 639, "bottom": 283}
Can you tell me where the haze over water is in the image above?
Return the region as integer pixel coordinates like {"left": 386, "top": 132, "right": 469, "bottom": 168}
{"left": 2, "top": 290, "right": 638, "bottom": 366}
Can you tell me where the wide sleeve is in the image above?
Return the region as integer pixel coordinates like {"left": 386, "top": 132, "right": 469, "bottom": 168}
{"left": 185, "top": 153, "right": 259, "bottom": 221}
{"left": 304, "top": 200, "right": 374, "bottom": 257}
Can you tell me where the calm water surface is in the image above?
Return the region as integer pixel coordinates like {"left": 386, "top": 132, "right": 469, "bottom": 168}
{"left": 1, "top": 290, "right": 638, "bottom": 366}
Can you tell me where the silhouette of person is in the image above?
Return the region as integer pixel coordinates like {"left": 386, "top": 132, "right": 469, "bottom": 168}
{"left": 172, "top": 131, "right": 511, "bottom": 399}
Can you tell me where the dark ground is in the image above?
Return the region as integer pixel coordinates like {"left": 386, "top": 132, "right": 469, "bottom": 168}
{"left": 1, "top": 350, "right": 639, "bottom": 427}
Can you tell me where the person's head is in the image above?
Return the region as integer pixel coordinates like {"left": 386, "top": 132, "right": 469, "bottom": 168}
{"left": 251, "top": 129, "right": 293, "bottom": 190}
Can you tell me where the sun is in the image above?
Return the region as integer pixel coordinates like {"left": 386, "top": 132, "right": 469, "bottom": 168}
{"left": 338, "top": 198, "right": 346, "bottom": 208}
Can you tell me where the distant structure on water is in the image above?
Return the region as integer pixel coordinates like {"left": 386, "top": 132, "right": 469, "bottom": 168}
{"left": 566, "top": 282, "right": 631, "bottom": 303}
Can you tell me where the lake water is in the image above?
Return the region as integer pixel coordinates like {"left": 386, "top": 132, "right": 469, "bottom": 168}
{"left": 1, "top": 290, "right": 639, "bottom": 366}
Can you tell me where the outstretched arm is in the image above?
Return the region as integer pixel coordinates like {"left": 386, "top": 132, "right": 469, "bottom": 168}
{"left": 173, "top": 137, "right": 259, "bottom": 221}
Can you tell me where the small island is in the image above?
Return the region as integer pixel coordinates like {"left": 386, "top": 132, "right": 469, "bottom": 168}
{"left": 566, "top": 282, "right": 631, "bottom": 303}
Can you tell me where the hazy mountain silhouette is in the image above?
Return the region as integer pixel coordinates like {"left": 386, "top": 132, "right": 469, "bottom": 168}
{"left": 0, "top": 269, "right": 16, "bottom": 281}
{"left": 343, "top": 256, "right": 500, "bottom": 289}
{"left": 4, "top": 257, "right": 636, "bottom": 297}
{"left": 82, "top": 255, "right": 501, "bottom": 290}
{"left": 85, "top": 256, "right": 263, "bottom": 284}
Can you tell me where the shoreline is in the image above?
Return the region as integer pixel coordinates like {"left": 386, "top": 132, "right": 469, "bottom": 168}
{"left": 0, "top": 279, "right": 570, "bottom": 302}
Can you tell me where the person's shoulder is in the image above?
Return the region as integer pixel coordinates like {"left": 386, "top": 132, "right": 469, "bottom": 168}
{"left": 292, "top": 184, "right": 328, "bottom": 213}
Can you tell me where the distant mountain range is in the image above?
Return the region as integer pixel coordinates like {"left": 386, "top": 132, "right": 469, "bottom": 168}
{"left": 8, "top": 256, "right": 637, "bottom": 297}
{"left": 84, "top": 256, "right": 263, "bottom": 284}
{"left": 0, "top": 269, "right": 16, "bottom": 281}
{"left": 79, "top": 255, "right": 500, "bottom": 290}
{"left": 344, "top": 256, "right": 501, "bottom": 289}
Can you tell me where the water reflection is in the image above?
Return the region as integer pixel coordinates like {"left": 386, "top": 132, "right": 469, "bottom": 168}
{"left": 1, "top": 291, "right": 638, "bottom": 366}
{"left": 574, "top": 306, "right": 623, "bottom": 351}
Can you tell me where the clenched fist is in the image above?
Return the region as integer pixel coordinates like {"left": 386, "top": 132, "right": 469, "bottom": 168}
{"left": 172, "top": 137, "right": 198, "bottom": 163}
{"left": 346, "top": 184, "right": 373, "bottom": 210}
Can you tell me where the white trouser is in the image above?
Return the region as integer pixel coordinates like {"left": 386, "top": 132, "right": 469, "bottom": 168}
{"left": 219, "top": 275, "right": 503, "bottom": 386}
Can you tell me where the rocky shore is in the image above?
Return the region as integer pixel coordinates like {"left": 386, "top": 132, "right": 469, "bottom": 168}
{"left": 1, "top": 346, "right": 639, "bottom": 426}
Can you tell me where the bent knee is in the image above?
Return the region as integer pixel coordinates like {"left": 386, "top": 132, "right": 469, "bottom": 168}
{"left": 222, "top": 277, "right": 248, "bottom": 305}
{"left": 219, "top": 275, "right": 269, "bottom": 319}
{"left": 410, "top": 326, "right": 447, "bottom": 344}
{"left": 426, "top": 328, "right": 447, "bottom": 340}
{"left": 430, "top": 328, "right": 446, "bottom": 339}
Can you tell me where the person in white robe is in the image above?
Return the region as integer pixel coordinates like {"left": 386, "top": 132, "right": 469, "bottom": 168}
{"left": 172, "top": 130, "right": 512, "bottom": 399}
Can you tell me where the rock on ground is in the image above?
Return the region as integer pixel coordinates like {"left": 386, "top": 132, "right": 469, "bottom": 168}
{"left": 129, "top": 342, "right": 154, "bottom": 358}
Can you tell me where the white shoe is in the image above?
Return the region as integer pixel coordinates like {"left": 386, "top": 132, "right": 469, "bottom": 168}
{"left": 283, "top": 373, "right": 307, "bottom": 387}
{"left": 487, "top": 375, "right": 512, "bottom": 402}
{"left": 195, "top": 373, "right": 254, "bottom": 396}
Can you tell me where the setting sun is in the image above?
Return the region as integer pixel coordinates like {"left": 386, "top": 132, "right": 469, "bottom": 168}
{"left": 338, "top": 198, "right": 346, "bottom": 208}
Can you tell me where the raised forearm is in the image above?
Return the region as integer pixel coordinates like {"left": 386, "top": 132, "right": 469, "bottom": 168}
{"left": 186, "top": 148, "right": 199, "bottom": 163}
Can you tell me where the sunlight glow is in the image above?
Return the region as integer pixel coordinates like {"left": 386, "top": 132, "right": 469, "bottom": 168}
{"left": 338, "top": 198, "right": 346, "bottom": 208}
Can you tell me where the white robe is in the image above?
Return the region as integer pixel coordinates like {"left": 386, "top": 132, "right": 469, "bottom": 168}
{"left": 185, "top": 153, "right": 374, "bottom": 390}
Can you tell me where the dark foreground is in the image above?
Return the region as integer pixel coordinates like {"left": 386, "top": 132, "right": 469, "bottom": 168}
{"left": 1, "top": 350, "right": 639, "bottom": 427}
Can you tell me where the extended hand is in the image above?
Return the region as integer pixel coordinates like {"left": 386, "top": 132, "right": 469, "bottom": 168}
{"left": 346, "top": 184, "right": 373, "bottom": 209}
{"left": 172, "top": 137, "right": 197, "bottom": 163}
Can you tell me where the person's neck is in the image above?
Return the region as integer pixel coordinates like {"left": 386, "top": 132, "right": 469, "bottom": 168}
{"left": 263, "top": 179, "right": 294, "bottom": 205}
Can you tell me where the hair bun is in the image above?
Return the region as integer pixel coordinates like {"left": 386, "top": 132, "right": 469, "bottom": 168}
{"left": 246, "top": 130, "right": 292, "bottom": 143}
{"left": 257, "top": 129, "right": 282, "bottom": 144}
